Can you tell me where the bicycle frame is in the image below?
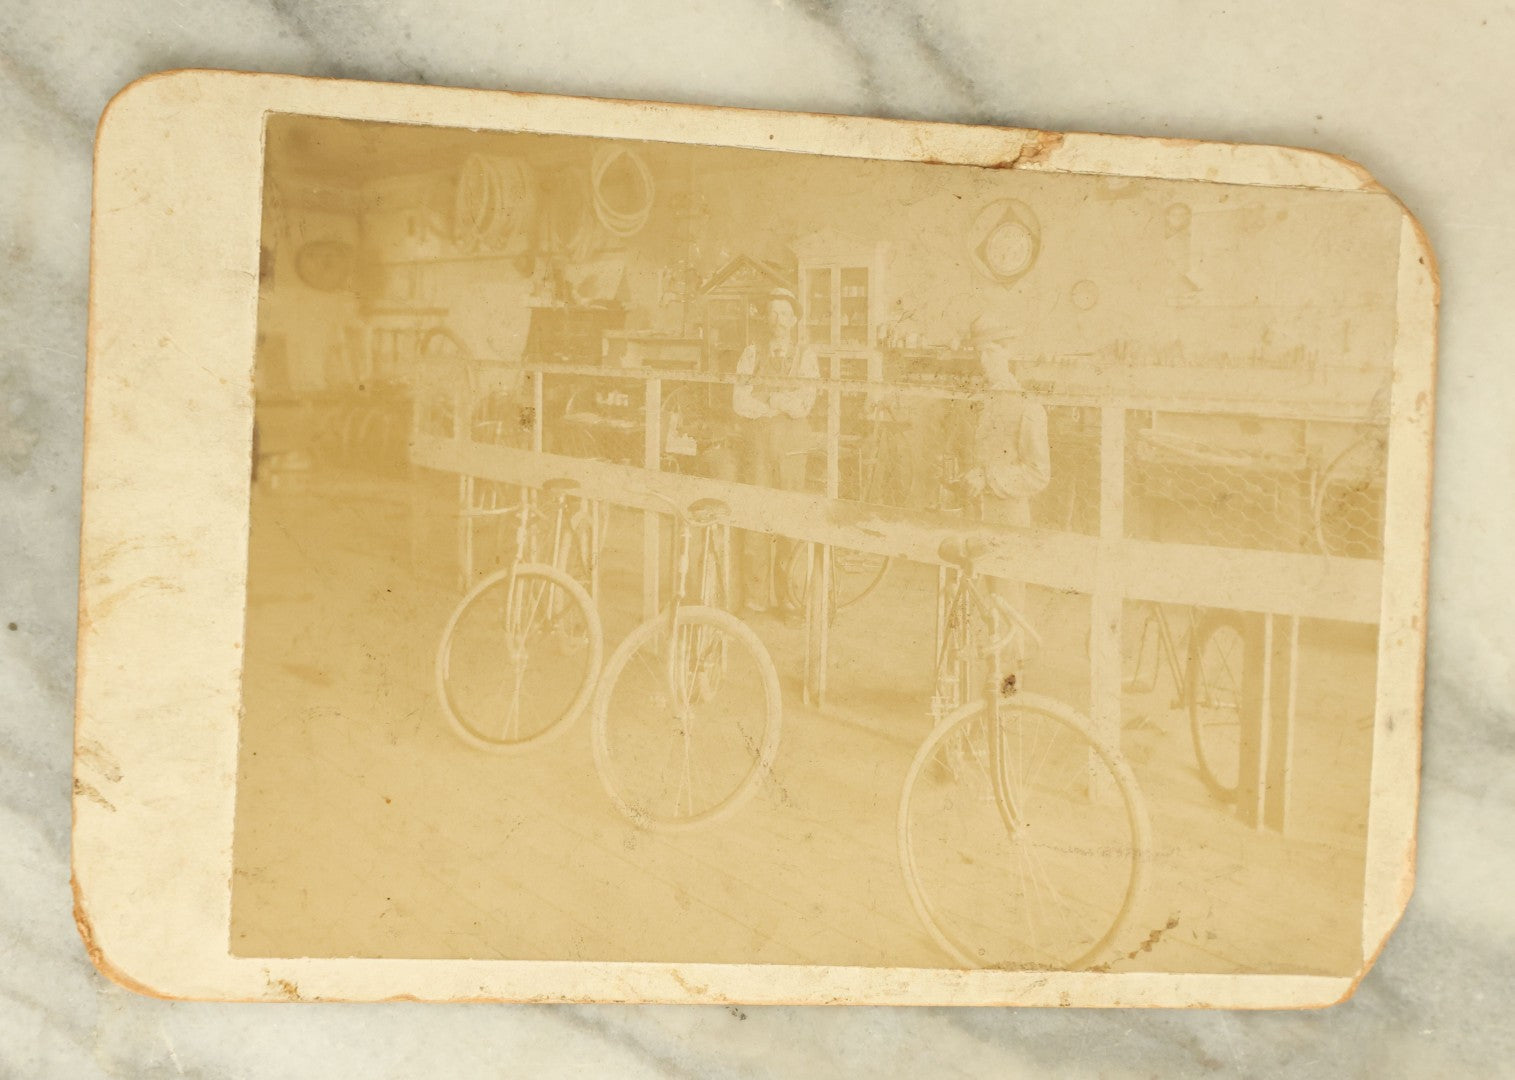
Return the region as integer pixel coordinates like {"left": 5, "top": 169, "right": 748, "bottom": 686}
{"left": 660, "top": 512, "right": 732, "bottom": 712}
{"left": 939, "top": 563, "right": 1036, "bottom": 836}
{"left": 933, "top": 563, "right": 1036, "bottom": 837}
{"left": 1124, "top": 601, "right": 1211, "bottom": 708}
{"left": 459, "top": 481, "right": 597, "bottom": 616}
{"left": 661, "top": 515, "right": 728, "bottom": 615}
{"left": 504, "top": 488, "right": 573, "bottom": 570}
{"left": 982, "top": 642, "right": 1028, "bottom": 842}
{"left": 856, "top": 413, "right": 915, "bottom": 505}
{"left": 494, "top": 489, "right": 571, "bottom": 656}
{"left": 1125, "top": 602, "right": 1184, "bottom": 698}
{"left": 904, "top": 549, "right": 1151, "bottom": 972}
{"left": 933, "top": 565, "right": 1025, "bottom": 720}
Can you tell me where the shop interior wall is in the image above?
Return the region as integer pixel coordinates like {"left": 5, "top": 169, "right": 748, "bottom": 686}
{"left": 257, "top": 121, "right": 1404, "bottom": 416}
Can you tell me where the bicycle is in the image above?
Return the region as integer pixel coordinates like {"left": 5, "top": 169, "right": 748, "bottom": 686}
{"left": 457, "top": 387, "right": 566, "bottom": 587}
{"left": 435, "top": 478, "right": 604, "bottom": 752}
{"left": 780, "top": 543, "right": 891, "bottom": 619}
{"left": 848, "top": 407, "right": 917, "bottom": 508}
{"left": 1123, "top": 601, "right": 1249, "bottom": 804}
{"left": 898, "top": 535, "right": 1151, "bottom": 971}
{"left": 590, "top": 490, "right": 783, "bottom": 833}
{"left": 780, "top": 401, "right": 910, "bottom": 615}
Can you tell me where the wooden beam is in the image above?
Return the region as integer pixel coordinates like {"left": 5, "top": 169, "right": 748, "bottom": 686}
{"left": 411, "top": 437, "right": 1383, "bottom": 624}
{"left": 514, "top": 362, "right": 1382, "bottom": 423}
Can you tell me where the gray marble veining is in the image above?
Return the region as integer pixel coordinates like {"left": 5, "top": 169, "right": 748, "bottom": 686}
{"left": 4, "top": 0, "right": 1513, "bottom": 1075}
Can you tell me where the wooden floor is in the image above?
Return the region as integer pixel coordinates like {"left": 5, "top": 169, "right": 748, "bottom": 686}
{"left": 231, "top": 469, "right": 1376, "bottom": 974}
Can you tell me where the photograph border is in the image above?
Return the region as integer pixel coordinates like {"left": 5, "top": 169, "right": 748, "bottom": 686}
{"left": 75, "top": 69, "right": 1435, "bottom": 1006}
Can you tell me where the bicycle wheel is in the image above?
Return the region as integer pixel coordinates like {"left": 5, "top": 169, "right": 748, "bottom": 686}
{"left": 781, "top": 544, "right": 891, "bottom": 613}
{"left": 591, "top": 605, "right": 782, "bottom": 832}
{"left": 436, "top": 563, "right": 603, "bottom": 751}
{"left": 1187, "top": 610, "right": 1247, "bottom": 802}
{"left": 899, "top": 694, "right": 1149, "bottom": 970}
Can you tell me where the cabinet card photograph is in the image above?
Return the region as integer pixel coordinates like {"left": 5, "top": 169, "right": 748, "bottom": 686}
{"left": 76, "top": 72, "right": 1434, "bottom": 1006}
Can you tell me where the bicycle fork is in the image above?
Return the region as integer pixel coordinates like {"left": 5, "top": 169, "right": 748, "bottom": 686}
{"left": 661, "top": 522, "right": 728, "bottom": 710}
{"left": 660, "top": 519, "right": 712, "bottom": 822}
{"left": 983, "top": 629, "right": 1029, "bottom": 836}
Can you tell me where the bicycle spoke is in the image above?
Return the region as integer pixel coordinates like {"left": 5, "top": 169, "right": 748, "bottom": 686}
{"left": 1011, "top": 821, "right": 1044, "bottom": 959}
{"left": 502, "top": 659, "right": 528, "bottom": 742}
{"left": 1018, "top": 821, "right": 1080, "bottom": 958}
{"left": 440, "top": 568, "right": 597, "bottom": 749}
{"left": 904, "top": 702, "right": 1143, "bottom": 970}
{"left": 673, "top": 717, "right": 696, "bottom": 820}
{"left": 595, "top": 611, "right": 777, "bottom": 829}
{"left": 1215, "top": 631, "right": 1239, "bottom": 678}
{"left": 1025, "top": 715, "right": 1062, "bottom": 796}
{"left": 520, "top": 575, "right": 555, "bottom": 635}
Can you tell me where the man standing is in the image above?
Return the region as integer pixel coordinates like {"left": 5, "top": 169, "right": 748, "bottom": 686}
{"left": 961, "top": 312, "right": 1052, "bottom": 669}
{"left": 728, "top": 288, "right": 819, "bottom": 614}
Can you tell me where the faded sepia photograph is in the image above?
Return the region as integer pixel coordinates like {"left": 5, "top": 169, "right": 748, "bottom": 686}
{"left": 233, "top": 112, "right": 1401, "bottom": 974}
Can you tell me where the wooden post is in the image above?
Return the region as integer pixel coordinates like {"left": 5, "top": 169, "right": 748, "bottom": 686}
{"left": 721, "top": 523, "right": 733, "bottom": 611}
{"left": 1252, "top": 614, "right": 1275, "bottom": 831}
{"left": 806, "top": 356, "right": 844, "bottom": 707}
{"left": 530, "top": 371, "right": 543, "bottom": 454}
{"left": 589, "top": 496, "right": 603, "bottom": 602}
{"left": 1264, "top": 614, "right": 1299, "bottom": 833}
{"left": 934, "top": 563, "right": 949, "bottom": 708}
{"left": 643, "top": 376, "right": 662, "bottom": 620}
{"left": 406, "top": 392, "right": 422, "bottom": 575}
{"left": 826, "top": 355, "right": 842, "bottom": 499}
{"left": 1230, "top": 610, "right": 1269, "bottom": 829}
{"left": 458, "top": 474, "right": 473, "bottom": 588}
{"left": 802, "top": 541, "right": 816, "bottom": 708}
{"left": 1089, "top": 405, "right": 1126, "bottom": 750}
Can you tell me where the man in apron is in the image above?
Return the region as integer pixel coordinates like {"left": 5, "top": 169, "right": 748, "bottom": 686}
{"left": 729, "top": 288, "right": 819, "bottom": 615}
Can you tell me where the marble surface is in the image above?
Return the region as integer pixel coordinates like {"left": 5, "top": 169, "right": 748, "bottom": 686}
{"left": 3, "top": 0, "right": 1512, "bottom": 1074}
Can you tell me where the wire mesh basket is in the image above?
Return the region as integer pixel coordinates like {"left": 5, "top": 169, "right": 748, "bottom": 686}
{"left": 1125, "top": 414, "right": 1316, "bottom": 553}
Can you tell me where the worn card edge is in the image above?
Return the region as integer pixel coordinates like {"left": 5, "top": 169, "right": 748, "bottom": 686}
{"left": 72, "top": 69, "right": 1436, "bottom": 1008}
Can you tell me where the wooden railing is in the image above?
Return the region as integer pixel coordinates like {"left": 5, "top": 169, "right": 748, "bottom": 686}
{"left": 406, "top": 358, "right": 1390, "bottom": 835}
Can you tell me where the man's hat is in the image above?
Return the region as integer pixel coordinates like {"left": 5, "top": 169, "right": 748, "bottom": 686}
{"left": 768, "top": 287, "right": 799, "bottom": 311}
{"left": 968, "top": 312, "right": 1018, "bottom": 347}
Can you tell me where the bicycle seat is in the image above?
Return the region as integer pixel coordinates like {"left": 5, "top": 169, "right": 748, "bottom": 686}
{"left": 686, "top": 498, "right": 731, "bottom": 526}
{"left": 541, "top": 477, "right": 580, "bottom": 498}
{"left": 938, "top": 535, "right": 992, "bottom": 568}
